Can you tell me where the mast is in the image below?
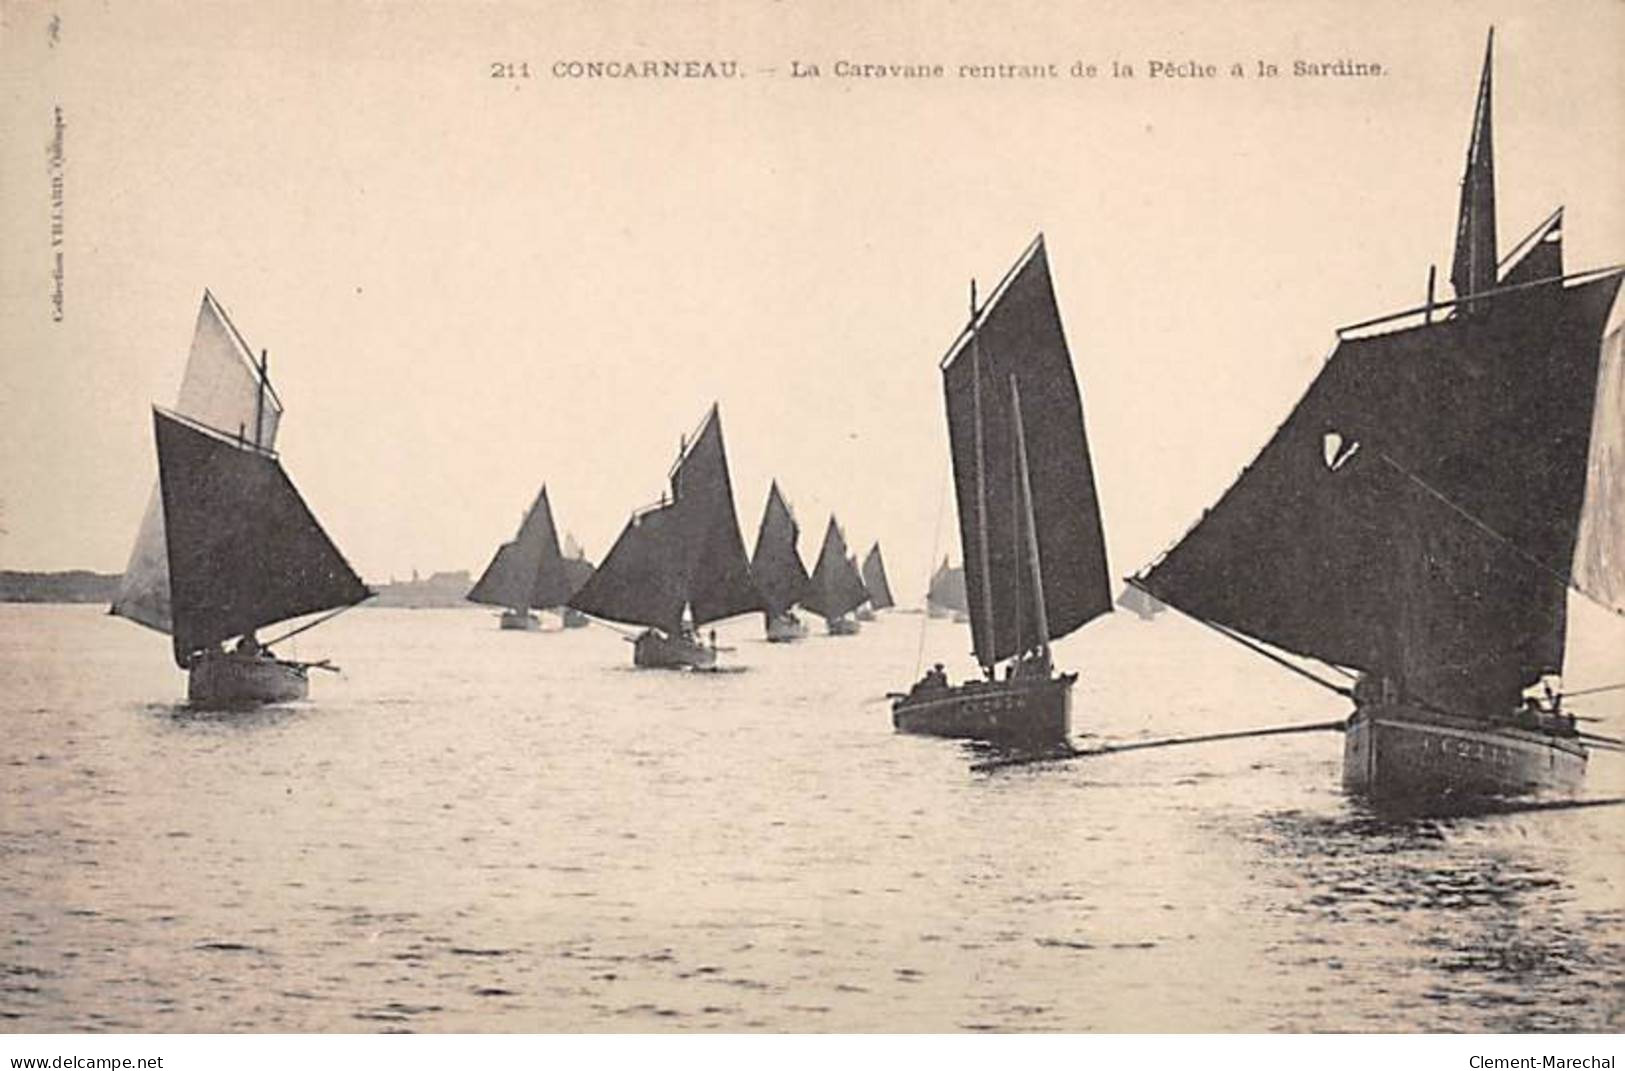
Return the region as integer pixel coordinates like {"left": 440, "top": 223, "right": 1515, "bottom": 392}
{"left": 254, "top": 349, "right": 268, "bottom": 448}
{"left": 1010, "top": 376, "right": 1049, "bottom": 657}
{"left": 968, "top": 280, "right": 998, "bottom": 672}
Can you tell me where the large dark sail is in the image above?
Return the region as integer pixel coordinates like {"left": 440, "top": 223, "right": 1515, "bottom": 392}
{"left": 1451, "top": 30, "right": 1497, "bottom": 310}
{"left": 802, "top": 517, "right": 868, "bottom": 620}
{"left": 861, "top": 543, "right": 895, "bottom": 609}
{"left": 468, "top": 485, "right": 575, "bottom": 610}
{"left": 155, "top": 408, "right": 370, "bottom": 668}
{"left": 750, "top": 481, "right": 810, "bottom": 618}
{"left": 1136, "top": 271, "right": 1623, "bottom": 718}
{"left": 569, "top": 405, "right": 762, "bottom": 630}
{"left": 941, "top": 234, "right": 1112, "bottom": 666}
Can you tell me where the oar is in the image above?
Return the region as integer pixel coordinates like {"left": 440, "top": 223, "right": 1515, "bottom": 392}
{"left": 972, "top": 718, "right": 1348, "bottom": 773}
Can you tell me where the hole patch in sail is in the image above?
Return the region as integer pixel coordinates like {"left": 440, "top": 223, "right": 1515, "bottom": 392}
{"left": 1322, "top": 431, "right": 1360, "bottom": 472}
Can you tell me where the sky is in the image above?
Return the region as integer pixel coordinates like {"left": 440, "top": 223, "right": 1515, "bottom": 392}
{"left": 2, "top": 0, "right": 1622, "bottom": 604}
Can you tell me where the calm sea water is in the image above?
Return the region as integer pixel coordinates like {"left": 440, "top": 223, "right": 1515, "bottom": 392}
{"left": 2, "top": 603, "right": 1622, "bottom": 1032}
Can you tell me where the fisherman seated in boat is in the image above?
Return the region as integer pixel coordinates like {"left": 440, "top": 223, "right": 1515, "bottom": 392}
{"left": 909, "top": 663, "right": 950, "bottom": 696}
{"left": 233, "top": 632, "right": 270, "bottom": 659}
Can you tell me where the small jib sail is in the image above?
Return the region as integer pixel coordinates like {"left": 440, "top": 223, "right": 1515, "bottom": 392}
{"left": 926, "top": 558, "right": 968, "bottom": 614}
{"left": 861, "top": 543, "right": 895, "bottom": 610}
{"left": 154, "top": 408, "right": 370, "bottom": 669}
{"left": 568, "top": 404, "right": 762, "bottom": 634}
{"left": 802, "top": 517, "right": 868, "bottom": 621}
{"left": 112, "top": 291, "right": 284, "bottom": 632}
{"left": 941, "top": 233, "right": 1112, "bottom": 669}
{"left": 468, "top": 485, "right": 577, "bottom": 611}
{"left": 750, "top": 481, "right": 810, "bottom": 619}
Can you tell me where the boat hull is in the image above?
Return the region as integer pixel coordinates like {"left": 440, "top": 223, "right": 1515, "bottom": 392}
{"left": 825, "top": 616, "right": 860, "bottom": 636}
{"left": 892, "top": 672, "right": 1074, "bottom": 743}
{"left": 632, "top": 629, "right": 717, "bottom": 670}
{"left": 188, "top": 652, "right": 309, "bottom": 705}
{"left": 855, "top": 606, "right": 876, "bottom": 622}
{"left": 1343, "top": 704, "right": 1586, "bottom": 804}
{"left": 765, "top": 613, "right": 807, "bottom": 643}
{"left": 499, "top": 609, "right": 541, "bottom": 631}
{"left": 558, "top": 608, "right": 589, "bottom": 629}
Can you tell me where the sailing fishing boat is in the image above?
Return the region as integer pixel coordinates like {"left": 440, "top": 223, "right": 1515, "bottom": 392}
{"left": 750, "top": 481, "right": 811, "bottom": 642}
{"left": 803, "top": 517, "right": 869, "bottom": 635}
{"left": 559, "top": 533, "right": 595, "bottom": 628}
{"left": 114, "top": 292, "right": 371, "bottom": 704}
{"left": 925, "top": 558, "right": 969, "bottom": 621}
{"left": 567, "top": 404, "right": 763, "bottom": 668}
{"left": 891, "top": 235, "right": 1113, "bottom": 742}
{"left": 1129, "top": 31, "right": 1624, "bottom": 803}
{"left": 467, "top": 485, "right": 580, "bottom": 630}
{"left": 859, "top": 542, "right": 895, "bottom": 620}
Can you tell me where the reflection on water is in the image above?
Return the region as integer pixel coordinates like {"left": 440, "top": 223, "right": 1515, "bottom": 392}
{"left": 1, "top": 604, "right": 1622, "bottom": 1031}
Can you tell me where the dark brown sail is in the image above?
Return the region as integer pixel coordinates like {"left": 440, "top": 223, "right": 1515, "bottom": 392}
{"left": 1499, "top": 208, "right": 1563, "bottom": 289}
{"left": 1136, "top": 270, "right": 1624, "bottom": 718}
{"left": 861, "top": 543, "right": 895, "bottom": 610}
{"left": 568, "top": 502, "right": 686, "bottom": 634}
{"left": 802, "top": 517, "right": 868, "bottom": 620}
{"left": 941, "top": 234, "right": 1112, "bottom": 667}
{"left": 1451, "top": 30, "right": 1497, "bottom": 311}
{"left": 750, "top": 481, "right": 810, "bottom": 618}
{"left": 569, "top": 405, "right": 762, "bottom": 630}
{"left": 155, "top": 408, "right": 370, "bottom": 668}
{"left": 468, "top": 485, "right": 575, "bottom": 611}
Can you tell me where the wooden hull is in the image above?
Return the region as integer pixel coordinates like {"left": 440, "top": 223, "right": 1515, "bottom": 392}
{"left": 926, "top": 603, "right": 949, "bottom": 620}
{"left": 1343, "top": 703, "right": 1586, "bottom": 804}
{"left": 765, "top": 613, "right": 807, "bottom": 643}
{"left": 499, "top": 609, "right": 541, "bottom": 631}
{"left": 632, "top": 629, "right": 717, "bottom": 670}
{"left": 188, "top": 652, "right": 309, "bottom": 705}
{"left": 855, "top": 606, "right": 876, "bottom": 622}
{"left": 893, "top": 672, "right": 1074, "bottom": 743}
{"left": 558, "top": 608, "right": 589, "bottom": 629}
{"left": 825, "top": 616, "right": 860, "bottom": 636}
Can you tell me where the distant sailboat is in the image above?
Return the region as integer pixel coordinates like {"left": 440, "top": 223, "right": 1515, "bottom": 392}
{"left": 1115, "top": 583, "right": 1165, "bottom": 621}
{"left": 860, "top": 542, "right": 895, "bottom": 619}
{"left": 803, "top": 517, "right": 869, "bottom": 635}
{"left": 750, "top": 481, "right": 811, "bottom": 642}
{"left": 1130, "top": 31, "right": 1624, "bottom": 804}
{"left": 467, "top": 485, "right": 581, "bottom": 631}
{"left": 925, "top": 558, "right": 968, "bottom": 621}
{"left": 567, "top": 404, "right": 763, "bottom": 668}
{"left": 559, "top": 533, "right": 595, "bottom": 628}
{"left": 892, "top": 235, "right": 1113, "bottom": 741}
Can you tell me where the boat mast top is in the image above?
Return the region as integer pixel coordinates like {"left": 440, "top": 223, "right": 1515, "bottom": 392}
{"left": 968, "top": 277, "right": 998, "bottom": 675}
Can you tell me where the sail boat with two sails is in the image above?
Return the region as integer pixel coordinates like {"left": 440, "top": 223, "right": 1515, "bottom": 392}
{"left": 1129, "top": 31, "right": 1624, "bottom": 803}
{"left": 750, "top": 481, "right": 811, "bottom": 642}
{"left": 112, "top": 291, "right": 371, "bottom": 704}
{"left": 925, "top": 558, "right": 969, "bottom": 621}
{"left": 803, "top": 517, "right": 869, "bottom": 635}
{"left": 567, "top": 404, "right": 764, "bottom": 668}
{"left": 892, "top": 235, "right": 1114, "bottom": 742}
{"left": 467, "top": 485, "right": 588, "bottom": 630}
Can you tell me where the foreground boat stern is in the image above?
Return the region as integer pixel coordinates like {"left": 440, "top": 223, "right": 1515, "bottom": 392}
{"left": 892, "top": 672, "right": 1074, "bottom": 744}
{"left": 1343, "top": 703, "right": 1587, "bottom": 805}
